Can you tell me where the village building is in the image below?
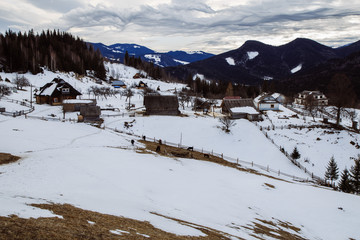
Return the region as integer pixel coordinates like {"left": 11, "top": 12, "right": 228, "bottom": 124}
{"left": 111, "top": 80, "right": 126, "bottom": 88}
{"left": 137, "top": 81, "right": 148, "bottom": 89}
{"left": 35, "top": 78, "right": 81, "bottom": 105}
{"left": 254, "top": 93, "right": 280, "bottom": 111}
{"left": 79, "top": 105, "right": 101, "bottom": 122}
{"left": 271, "top": 93, "right": 287, "bottom": 104}
{"left": 62, "top": 99, "right": 96, "bottom": 112}
{"left": 144, "top": 94, "right": 180, "bottom": 115}
{"left": 294, "top": 90, "right": 328, "bottom": 106}
{"left": 221, "top": 97, "right": 261, "bottom": 121}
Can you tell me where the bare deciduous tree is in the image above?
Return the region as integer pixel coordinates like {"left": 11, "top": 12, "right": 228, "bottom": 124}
{"left": 327, "top": 74, "right": 356, "bottom": 126}
{"left": 122, "top": 88, "right": 134, "bottom": 110}
{"left": 219, "top": 116, "right": 236, "bottom": 133}
{"left": 13, "top": 74, "right": 30, "bottom": 90}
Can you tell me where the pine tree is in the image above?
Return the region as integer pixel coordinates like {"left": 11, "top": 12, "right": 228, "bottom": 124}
{"left": 325, "top": 156, "right": 339, "bottom": 185}
{"left": 290, "top": 146, "right": 300, "bottom": 160}
{"left": 339, "top": 168, "right": 353, "bottom": 193}
{"left": 350, "top": 157, "right": 360, "bottom": 194}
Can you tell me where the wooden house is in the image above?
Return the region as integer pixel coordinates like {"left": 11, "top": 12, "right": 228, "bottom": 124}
{"left": 144, "top": 94, "right": 180, "bottom": 115}
{"left": 111, "top": 80, "right": 126, "bottom": 88}
{"left": 222, "top": 97, "right": 260, "bottom": 121}
{"left": 254, "top": 93, "right": 280, "bottom": 111}
{"left": 35, "top": 78, "right": 81, "bottom": 105}
{"left": 137, "top": 81, "right": 148, "bottom": 89}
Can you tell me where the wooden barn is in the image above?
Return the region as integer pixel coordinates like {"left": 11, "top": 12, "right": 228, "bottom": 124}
{"left": 62, "top": 99, "right": 96, "bottom": 112}
{"left": 222, "top": 97, "right": 260, "bottom": 121}
{"left": 144, "top": 94, "right": 180, "bottom": 115}
{"left": 36, "top": 78, "right": 81, "bottom": 105}
{"left": 80, "top": 105, "right": 101, "bottom": 122}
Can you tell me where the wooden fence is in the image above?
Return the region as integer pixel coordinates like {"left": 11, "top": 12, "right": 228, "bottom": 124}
{"left": 0, "top": 98, "right": 35, "bottom": 117}
{"left": 106, "top": 126, "right": 313, "bottom": 183}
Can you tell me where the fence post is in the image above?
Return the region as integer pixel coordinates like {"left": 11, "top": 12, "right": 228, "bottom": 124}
{"left": 278, "top": 170, "right": 280, "bottom": 176}
{"left": 221, "top": 153, "right": 223, "bottom": 159}
{"left": 267, "top": 165, "right": 269, "bottom": 171}
{"left": 237, "top": 158, "right": 238, "bottom": 164}
{"left": 252, "top": 161, "right": 253, "bottom": 167}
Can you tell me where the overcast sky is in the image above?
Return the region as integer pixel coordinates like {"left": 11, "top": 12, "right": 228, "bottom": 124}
{"left": 0, "top": 0, "right": 359, "bottom": 54}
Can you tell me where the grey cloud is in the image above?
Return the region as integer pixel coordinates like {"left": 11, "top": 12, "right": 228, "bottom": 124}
{"left": 25, "top": 0, "right": 83, "bottom": 13}
{"left": 7, "top": 0, "right": 359, "bottom": 52}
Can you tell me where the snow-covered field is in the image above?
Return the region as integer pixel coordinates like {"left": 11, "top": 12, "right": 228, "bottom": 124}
{"left": 1, "top": 63, "right": 360, "bottom": 239}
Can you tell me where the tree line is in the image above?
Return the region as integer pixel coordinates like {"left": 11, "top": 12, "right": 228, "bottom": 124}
{"left": 123, "top": 51, "right": 163, "bottom": 80}
{"left": 0, "top": 29, "right": 106, "bottom": 79}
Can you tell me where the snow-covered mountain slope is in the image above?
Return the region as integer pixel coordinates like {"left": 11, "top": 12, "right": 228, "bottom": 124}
{"left": 1, "top": 111, "right": 360, "bottom": 240}
{"left": 90, "top": 43, "right": 214, "bottom": 67}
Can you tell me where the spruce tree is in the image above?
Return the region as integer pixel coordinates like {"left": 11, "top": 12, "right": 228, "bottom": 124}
{"left": 290, "top": 146, "right": 300, "bottom": 160}
{"left": 350, "top": 157, "right": 360, "bottom": 194}
{"left": 339, "top": 168, "right": 352, "bottom": 193}
{"left": 325, "top": 156, "right": 339, "bottom": 185}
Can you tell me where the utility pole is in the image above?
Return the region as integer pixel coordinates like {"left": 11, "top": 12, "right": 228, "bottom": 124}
{"left": 30, "top": 84, "right": 33, "bottom": 108}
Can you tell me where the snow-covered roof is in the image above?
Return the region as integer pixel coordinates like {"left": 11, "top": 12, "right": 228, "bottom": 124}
{"left": 39, "top": 83, "right": 57, "bottom": 96}
{"left": 230, "top": 106, "right": 258, "bottom": 114}
{"left": 111, "top": 80, "right": 126, "bottom": 86}
{"left": 63, "top": 99, "right": 94, "bottom": 104}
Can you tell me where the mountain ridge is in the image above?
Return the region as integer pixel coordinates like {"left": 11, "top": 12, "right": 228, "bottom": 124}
{"left": 89, "top": 42, "right": 214, "bottom": 67}
{"left": 165, "top": 38, "right": 360, "bottom": 85}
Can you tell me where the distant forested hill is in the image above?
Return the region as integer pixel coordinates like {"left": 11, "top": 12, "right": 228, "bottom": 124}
{"left": 0, "top": 30, "right": 106, "bottom": 79}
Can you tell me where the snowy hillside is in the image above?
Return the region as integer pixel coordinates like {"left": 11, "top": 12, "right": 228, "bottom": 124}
{"left": 1, "top": 64, "right": 360, "bottom": 239}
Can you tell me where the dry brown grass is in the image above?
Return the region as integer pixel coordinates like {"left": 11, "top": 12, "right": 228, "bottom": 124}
{"left": 0, "top": 203, "right": 235, "bottom": 240}
{"left": 242, "top": 218, "right": 306, "bottom": 240}
{"left": 0, "top": 153, "right": 20, "bottom": 165}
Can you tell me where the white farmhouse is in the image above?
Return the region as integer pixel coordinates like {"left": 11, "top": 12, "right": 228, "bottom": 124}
{"left": 254, "top": 93, "right": 280, "bottom": 111}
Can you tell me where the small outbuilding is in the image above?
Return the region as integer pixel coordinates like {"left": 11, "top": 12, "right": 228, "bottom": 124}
{"left": 144, "top": 94, "right": 180, "bottom": 115}
{"left": 80, "top": 105, "right": 101, "bottom": 122}
{"left": 62, "top": 99, "right": 96, "bottom": 112}
{"left": 36, "top": 78, "right": 81, "bottom": 105}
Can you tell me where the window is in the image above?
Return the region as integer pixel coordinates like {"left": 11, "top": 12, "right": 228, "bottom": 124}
{"left": 271, "top": 104, "right": 274, "bottom": 108}
{"left": 62, "top": 88, "right": 70, "bottom": 93}
{"left": 53, "top": 98, "right": 58, "bottom": 103}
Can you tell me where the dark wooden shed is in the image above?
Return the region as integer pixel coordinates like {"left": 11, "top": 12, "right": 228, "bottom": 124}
{"left": 144, "top": 94, "right": 180, "bottom": 115}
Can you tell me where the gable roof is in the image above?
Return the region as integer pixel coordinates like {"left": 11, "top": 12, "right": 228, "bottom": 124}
{"left": 222, "top": 98, "right": 256, "bottom": 112}
{"left": 144, "top": 94, "right": 180, "bottom": 115}
{"left": 254, "top": 93, "right": 278, "bottom": 104}
{"left": 37, "top": 78, "right": 81, "bottom": 97}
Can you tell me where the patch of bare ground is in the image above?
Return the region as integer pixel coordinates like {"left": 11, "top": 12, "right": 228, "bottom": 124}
{"left": 138, "top": 140, "right": 288, "bottom": 182}
{"left": 242, "top": 218, "right": 306, "bottom": 240}
{"left": 0, "top": 203, "right": 234, "bottom": 240}
{"left": 0, "top": 153, "right": 20, "bottom": 165}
